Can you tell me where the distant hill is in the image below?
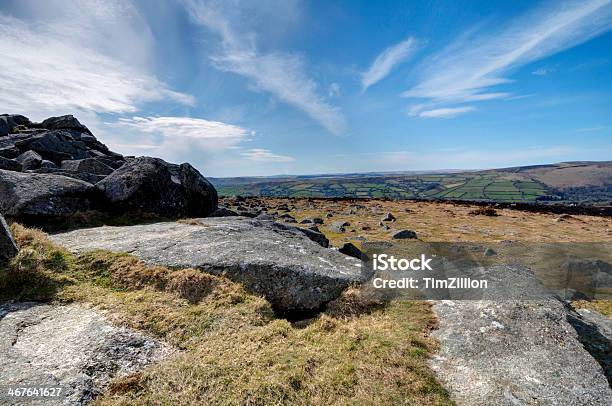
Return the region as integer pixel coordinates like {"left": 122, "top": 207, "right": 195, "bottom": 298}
{"left": 210, "top": 161, "right": 612, "bottom": 205}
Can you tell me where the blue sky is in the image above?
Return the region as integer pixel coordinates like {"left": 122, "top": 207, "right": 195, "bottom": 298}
{"left": 0, "top": 0, "right": 611, "bottom": 177}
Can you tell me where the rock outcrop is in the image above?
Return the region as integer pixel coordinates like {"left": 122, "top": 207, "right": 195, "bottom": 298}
{"left": 0, "top": 302, "right": 170, "bottom": 406}
{"left": 0, "top": 114, "right": 218, "bottom": 224}
{"left": 0, "top": 214, "right": 18, "bottom": 264}
{"left": 96, "top": 157, "right": 217, "bottom": 218}
{"left": 50, "top": 217, "right": 365, "bottom": 313}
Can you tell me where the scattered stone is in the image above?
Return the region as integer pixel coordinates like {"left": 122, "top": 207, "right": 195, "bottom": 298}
{"left": 209, "top": 207, "right": 240, "bottom": 217}
{"left": 15, "top": 150, "right": 42, "bottom": 170}
{"left": 0, "top": 302, "right": 171, "bottom": 406}
{"left": 300, "top": 218, "right": 314, "bottom": 224}
{"left": 0, "top": 214, "right": 18, "bottom": 263}
{"left": 308, "top": 225, "right": 321, "bottom": 233}
{"left": 556, "top": 214, "right": 582, "bottom": 222}
{"left": 280, "top": 213, "right": 295, "bottom": 221}
{"left": 51, "top": 218, "right": 363, "bottom": 312}
{"left": 392, "top": 229, "right": 417, "bottom": 239}
{"left": 382, "top": 212, "right": 396, "bottom": 222}
{"left": 96, "top": 157, "right": 217, "bottom": 218}
{"left": 362, "top": 225, "right": 371, "bottom": 231}
{"left": 330, "top": 221, "right": 350, "bottom": 233}
{"left": 325, "top": 212, "right": 333, "bottom": 218}
{"left": 469, "top": 207, "right": 498, "bottom": 217}
{"left": 339, "top": 242, "right": 363, "bottom": 260}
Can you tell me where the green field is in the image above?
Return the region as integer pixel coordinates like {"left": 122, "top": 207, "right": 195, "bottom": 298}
{"left": 211, "top": 162, "right": 611, "bottom": 203}
{"left": 213, "top": 173, "right": 553, "bottom": 202}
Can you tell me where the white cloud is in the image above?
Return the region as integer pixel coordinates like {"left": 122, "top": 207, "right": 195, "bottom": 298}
{"left": 241, "top": 148, "right": 294, "bottom": 162}
{"left": 113, "top": 116, "right": 250, "bottom": 152}
{"left": 402, "top": 0, "right": 612, "bottom": 115}
{"left": 185, "top": 0, "right": 346, "bottom": 135}
{"left": 0, "top": 1, "right": 193, "bottom": 117}
{"left": 416, "top": 106, "right": 476, "bottom": 119}
{"left": 361, "top": 37, "right": 417, "bottom": 92}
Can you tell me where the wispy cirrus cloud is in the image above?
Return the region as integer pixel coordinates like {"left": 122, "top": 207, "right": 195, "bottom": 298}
{"left": 0, "top": 1, "right": 193, "bottom": 118}
{"left": 361, "top": 37, "right": 417, "bottom": 92}
{"left": 403, "top": 0, "right": 612, "bottom": 117}
{"left": 185, "top": 0, "right": 346, "bottom": 135}
{"left": 241, "top": 148, "right": 294, "bottom": 162}
{"left": 418, "top": 106, "right": 476, "bottom": 119}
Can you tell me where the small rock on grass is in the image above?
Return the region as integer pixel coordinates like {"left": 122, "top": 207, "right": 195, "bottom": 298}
{"left": 392, "top": 230, "right": 417, "bottom": 239}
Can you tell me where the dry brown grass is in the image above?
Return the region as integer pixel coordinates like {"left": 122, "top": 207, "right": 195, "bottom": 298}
{"left": 2, "top": 224, "right": 452, "bottom": 406}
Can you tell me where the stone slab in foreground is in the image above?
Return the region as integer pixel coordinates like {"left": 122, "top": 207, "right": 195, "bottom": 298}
{"left": 431, "top": 299, "right": 612, "bottom": 406}
{"left": 0, "top": 302, "right": 170, "bottom": 406}
{"left": 51, "top": 217, "right": 365, "bottom": 312}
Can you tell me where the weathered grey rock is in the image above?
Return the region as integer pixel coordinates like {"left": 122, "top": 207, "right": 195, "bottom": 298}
{"left": 39, "top": 159, "right": 57, "bottom": 169}
{"left": 51, "top": 218, "right": 364, "bottom": 312}
{"left": 431, "top": 299, "right": 612, "bottom": 405}
{"left": 15, "top": 131, "right": 91, "bottom": 163}
{"left": 0, "top": 214, "right": 18, "bottom": 263}
{"left": 0, "top": 170, "right": 100, "bottom": 221}
{"left": 41, "top": 114, "right": 92, "bottom": 135}
{"left": 15, "top": 150, "right": 42, "bottom": 170}
{"left": 292, "top": 225, "right": 329, "bottom": 248}
{"left": 0, "top": 116, "right": 8, "bottom": 137}
{"left": 96, "top": 157, "right": 218, "bottom": 218}
{"left": 568, "top": 308, "right": 612, "bottom": 386}
{"left": 484, "top": 247, "right": 497, "bottom": 256}
{"left": 209, "top": 207, "right": 240, "bottom": 217}
{"left": 0, "top": 114, "right": 31, "bottom": 134}
{"left": 339, "top": 242, "right": 363, "bottom": 260}
{"left": 61, "top": 158, "right": 114, "bottom": 176}
{"left": 31, "top": 168, "right": 107, "bottom": 184}
{"left": 255, "top": 213, "right": 276, "bottom": 221}
{"left": 330, "top": 221, "right": 350, "bottom": 233}
{"left": 0, "top": 146, "right": 20, "bottom": 159}
{"left": 392, "top": 229, "right": 417, "bottom": 239}
{"left": 0, "top": 156, "right": 21, "bottom": 171}
{"left": 0, "top": 302, "right": 170, "bottom": 406}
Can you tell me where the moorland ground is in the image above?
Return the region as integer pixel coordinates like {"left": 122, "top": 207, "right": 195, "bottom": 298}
{"left": 1, "top": 197, "right": 610, "bottom": 405}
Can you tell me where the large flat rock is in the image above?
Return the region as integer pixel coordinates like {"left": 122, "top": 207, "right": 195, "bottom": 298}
{"left": 431, "top": 299, "right": 612, "bottom": 405}
{"left": 51, "top": 217, "right": 365, "bottom": 312}
{"left": 0, "top": 302, "right": 170, "bottom": 406}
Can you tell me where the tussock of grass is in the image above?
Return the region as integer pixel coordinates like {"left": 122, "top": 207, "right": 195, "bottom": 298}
{"left": 1, "top": 223, "right": 452, "bottom": 406}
